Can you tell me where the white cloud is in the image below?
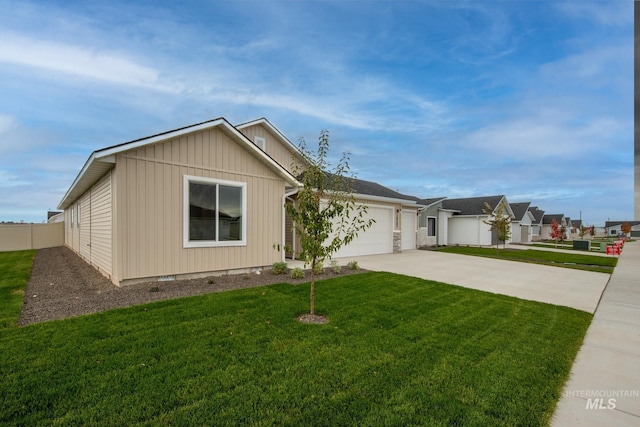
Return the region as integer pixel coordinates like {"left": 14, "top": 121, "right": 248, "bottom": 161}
{"left": 0, "top": 33, "right": 179, "bottom": 93}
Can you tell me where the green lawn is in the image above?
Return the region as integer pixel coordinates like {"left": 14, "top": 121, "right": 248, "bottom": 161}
{"left": 436, "top": 246, "right": 617, "bottom": 274}
{"left": 1, "top": 252, "right": 591, "bottom": 426}
{"left": 0, "top": 250, "right": 35, "bottom": 328}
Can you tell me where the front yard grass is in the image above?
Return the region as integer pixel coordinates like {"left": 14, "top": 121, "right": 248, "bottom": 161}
{"left": 436, "top": 246, "right": 616, "bottom": 274}
{"left": 1, "top": 253, "right": 591, "bottom": 426}
{"left": 0, "top": 250, "right": 35, "bottom": 328}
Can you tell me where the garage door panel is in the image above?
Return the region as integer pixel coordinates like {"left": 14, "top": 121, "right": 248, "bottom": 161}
{"left": 401, "top": 210, "right": 417, "bottom": 250}
{"left": 332, "top": 206, "right": 393, "bottom": 258}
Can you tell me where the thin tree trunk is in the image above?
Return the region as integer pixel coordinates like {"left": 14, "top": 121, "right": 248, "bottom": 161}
{"left": 310, "top": 258, "right": 316, "bottom": 315}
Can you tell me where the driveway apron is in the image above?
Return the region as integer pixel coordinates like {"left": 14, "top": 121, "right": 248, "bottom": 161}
{"left": 337, "top": 249, "right": 610, "bottom": 313}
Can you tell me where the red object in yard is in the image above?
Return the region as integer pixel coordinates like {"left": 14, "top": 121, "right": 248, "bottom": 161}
{"left": 606, "top": 245, "right": 620, "bottom": 255}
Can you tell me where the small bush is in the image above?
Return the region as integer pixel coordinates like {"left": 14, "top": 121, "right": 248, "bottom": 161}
{"left": 313, "top": 262, "right": 324, "bottom": 275}
{"left": 272, "top": 261, "right": 288, "bottom": 275}
{"left": 207, "top": 278, "right": 215, "bottom": 285}
{"left": 290, "top": 267, "right": 305, "bottom": 279}
{"left": 347, "top": 260, "right": 360, "bottom": 270}
{"left": 330, "top": 260, "right": 341, "bottom": 274}
{"left": 149, "top": 286, "right": 160, "bottom": 292}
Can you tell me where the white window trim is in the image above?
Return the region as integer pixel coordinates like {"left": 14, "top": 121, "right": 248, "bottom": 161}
{"left": 183, "top": 175, "right": 247, "bottom": 248}
{"left": 76, "top": 202, "right": 81, "bottom": 229}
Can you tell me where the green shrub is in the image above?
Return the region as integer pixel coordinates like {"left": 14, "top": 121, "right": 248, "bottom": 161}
{"left": 207, "top": 278, "right": 215, "bottom": 285}
{"left": 290, "top": 267, "right": 305, "bottom": 279}
{"left": 330, "top": 260, "right": 341, "bottom": 274}
{"left": 271, "top": 261, "right": 288, "bottom": 275}
{"left": 347, "top": 260, "right": 360, "bottom": 270}
{"left": 149, "top": 286, "right": 160, "bottom": 292}
{"left": 313, "top": 262, "right": 324, "bottom": 275}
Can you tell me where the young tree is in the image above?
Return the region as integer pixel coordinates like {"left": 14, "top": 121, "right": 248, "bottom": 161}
{"left": 588, "top": 225, "right": 596, "bottom": 237}
{"left": 579, "top": 225, "right": 587, "bottom": 239}
{"left": 621, "top": 222, "right": 631, "bottom": 237}
{"left": 482, "top": 202, "right": 512, "bottom": 255}
{"left": 286, "top": 130, "right": 375, "bottom": 320}
{"left": 549, "top": 218, "right": 564, "bottom": 245}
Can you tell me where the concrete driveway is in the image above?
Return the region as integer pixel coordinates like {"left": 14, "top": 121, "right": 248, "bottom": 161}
{"left": 335, "top": 250, "right": 610, "bottom": 313}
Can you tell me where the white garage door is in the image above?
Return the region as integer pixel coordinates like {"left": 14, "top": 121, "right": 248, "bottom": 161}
{"left": 401, "top": 210, "right": 417, "bottom": 250}
{"left": 332, "top": 205, "right": 394, "bottom": 258}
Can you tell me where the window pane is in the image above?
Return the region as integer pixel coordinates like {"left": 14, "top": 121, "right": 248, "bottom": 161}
{"left": 428, "top": 218, "right": 436, "bottom": 236}
{"left": 189, "top": 182, "right": 217, "bottom": 241}
{"left": 219, "top": 185, "right": 242, "bottom": 241}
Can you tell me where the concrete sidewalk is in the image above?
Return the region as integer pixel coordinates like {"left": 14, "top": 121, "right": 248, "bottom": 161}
{"left": 313, "top": 249, "right": 610, "bottom": 313}
{"left": 551, "top": 241, "right": 640, "bottom": 426}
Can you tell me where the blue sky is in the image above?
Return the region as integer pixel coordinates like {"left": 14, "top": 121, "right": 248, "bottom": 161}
{"left": 0, "top": 0, "right": 633, "bottom": 226}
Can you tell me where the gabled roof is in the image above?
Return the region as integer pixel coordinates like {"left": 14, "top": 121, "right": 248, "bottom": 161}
{"left": 572, "top": 219, "right": 583, "bottom": 229}
{"left": 509, "top": 202, "right": 532, "bottom": 222}
{"left": 235, "top": 117, "right": 303, "bottom": 160}
{"left": 542, "top": 214, "right": 565, "bottom": 225}
{"left": 441, "top": 195, "right": 508, "bottom": 216}
{"left": 528, "top": 206, "right": 545, "bottom": 224}
{"left": 349, "top": 177, "right": 419, "bottom": 204}
{"left": 58, "top": 117, "right": 302, "bottom": 210}
{"left": 310, "top": 172, "right": 420, "bottom": 206}
{"left": 417, "top": 197, "right": 447, "bottom": 207}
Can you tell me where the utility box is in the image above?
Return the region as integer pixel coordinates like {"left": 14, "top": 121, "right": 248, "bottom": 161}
{"left": 573, "top": 240, "right": 590, "bottom": 251}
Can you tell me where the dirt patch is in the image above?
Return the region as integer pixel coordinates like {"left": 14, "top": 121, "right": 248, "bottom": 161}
{"left": 296, "top": 313, "right": 330, "bottom": 324}
{"left": 18, "top": 247, "right": 364, "bottom": 326}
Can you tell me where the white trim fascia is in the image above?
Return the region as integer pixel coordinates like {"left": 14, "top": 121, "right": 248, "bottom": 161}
{"left": 236, "top": 118, "right": 303, "bottom": 158}
{"left": 59, "top": 118, "right": 302, "bottom": 210}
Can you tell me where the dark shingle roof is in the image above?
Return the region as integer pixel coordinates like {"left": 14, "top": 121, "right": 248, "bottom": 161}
{"left": 306, "top": 172, "right": 419, "bottom": 202}
{"left": 509, "top": 202, "right": 531, "bottom": 221}
{"left": 417, "top": 197, "right": 447, "bottom": 206}
{"left": 542, "top": 214, "right": 564, "bottom": 225}
{"left": 528, "top": 206, "right": 545, "bottom": 224}
{"left": 441, "top": 195, "right": 505, "bottom": 216}
{"left": 349, "top": 177, "right": 418, "bottom": 201}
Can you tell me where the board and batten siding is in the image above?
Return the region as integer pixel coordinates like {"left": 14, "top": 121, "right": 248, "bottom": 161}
{"left": 63, "top": 171, "right": 114, "bottom": 281}
{"left": 112, "top": 127, "right": 287, "bottom": 285}
{"left": 238, "top": 124, "right": 296, "bottom": 174}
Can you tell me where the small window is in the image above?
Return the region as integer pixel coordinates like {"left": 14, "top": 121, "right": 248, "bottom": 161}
{"left": 70, "top": 207, "right": 74, "bottom": 228}
{"left": 183, "top": 175, "right": 247, "bottom": 248}
{"left": 254, "top": 136, "right": 266, "bottom": 151}
{"left": 427, "top": 217, "right": 436, "bottom": 237}
{"left": 76, "top": 202, "right": 81, "bottom": 229}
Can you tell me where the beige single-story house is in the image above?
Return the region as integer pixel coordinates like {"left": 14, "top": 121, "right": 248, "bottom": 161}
{"left": 58, "top": 117, "right": 422, "bottom": 286}
{"left": 58, "top": 117, "right": 303, "bottom": 286}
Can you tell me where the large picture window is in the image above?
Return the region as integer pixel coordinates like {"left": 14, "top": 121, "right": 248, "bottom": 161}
{"left": 183, "top": 175, "right": 246, "bottom": 247}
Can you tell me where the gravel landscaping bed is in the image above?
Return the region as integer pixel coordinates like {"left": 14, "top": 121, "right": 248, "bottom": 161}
{"left": 19, "top": 246, "right": 363, "bottom": 326}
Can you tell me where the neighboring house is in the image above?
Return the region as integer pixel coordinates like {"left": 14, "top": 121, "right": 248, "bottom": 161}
{"left": 439, "top": 195, "right": 514, "bottom": 246}
{"left": 58, "top": 117, "right": 302, "bottom": 286}
{"left": 604, "top": 221, "right": 640, "bottom": 238}
{"left": 541, "top": 214, "right": 567, "bottom": 240}
{"left": 47, "top": 211, "right": 64, "bottom": 223}
{"left": 417, "top": 197, "right": 447, "bottom": 247}
{"left": 509, "top": 202, "right": 534, "bottom": 243}
{"left": 528, "top": 206, "right": 545, "bottom": 241}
